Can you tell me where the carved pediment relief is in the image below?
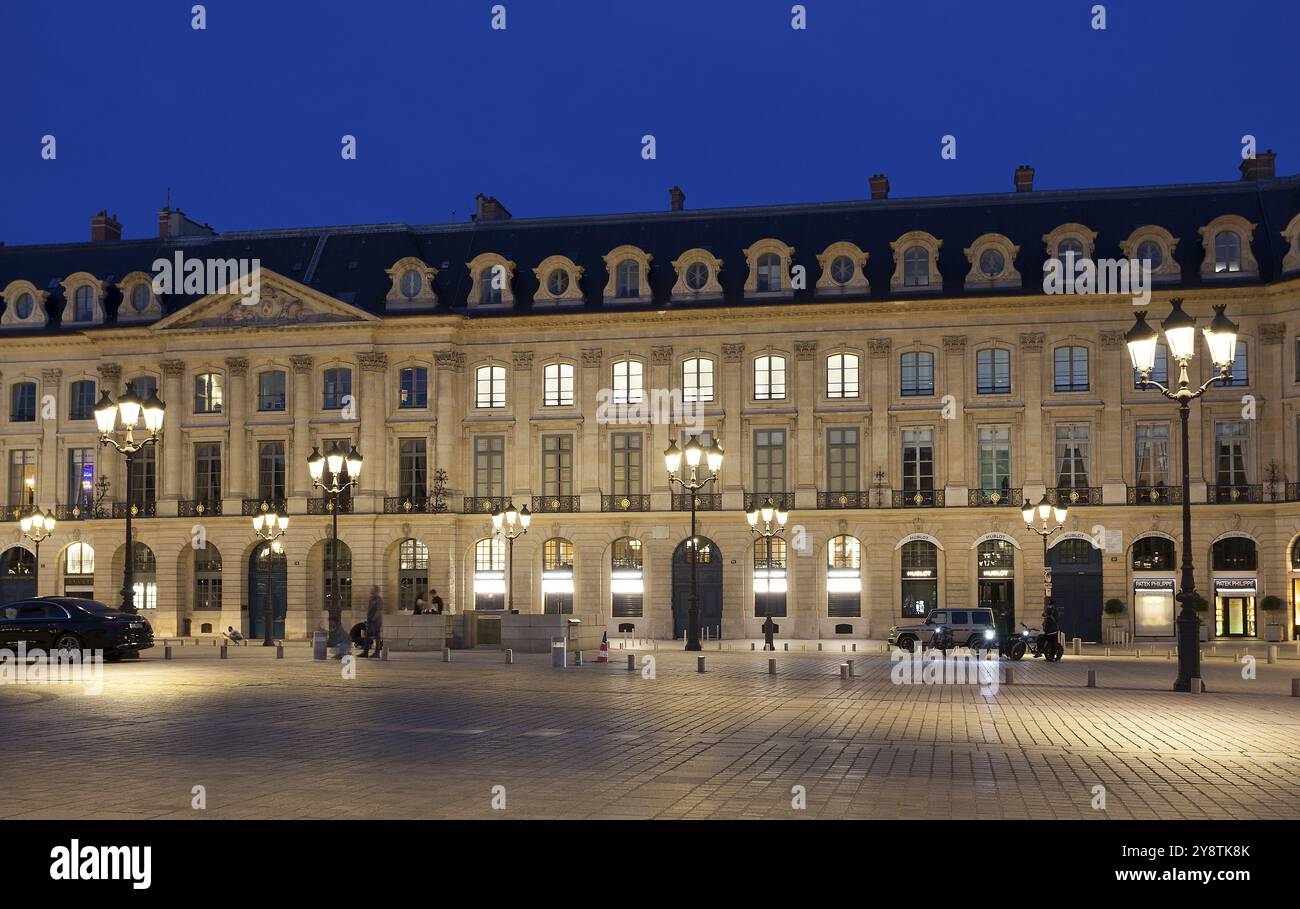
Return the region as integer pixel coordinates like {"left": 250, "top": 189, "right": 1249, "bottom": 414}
{"left": 152, "top": 270, "right": 378, "bottom": 331}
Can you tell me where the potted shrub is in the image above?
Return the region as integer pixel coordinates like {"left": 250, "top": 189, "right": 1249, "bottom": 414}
{"left": 1260, "top": 595, "right": 1285, "bottom": 642}
{"left": 1103, "top": 598, "right": 1126, "bottom": 644}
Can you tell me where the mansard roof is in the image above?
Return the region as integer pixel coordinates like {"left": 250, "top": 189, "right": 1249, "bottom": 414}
{"left": 1, "top": 172, "right": 1297, "bottom": 334}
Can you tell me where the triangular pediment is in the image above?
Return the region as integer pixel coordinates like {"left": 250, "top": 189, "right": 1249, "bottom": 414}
{"left": 151, "top": 268, "right": 379, "bottom": 331}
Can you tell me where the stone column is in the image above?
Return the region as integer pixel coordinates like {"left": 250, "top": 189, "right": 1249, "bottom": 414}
{"left": 649, "top": 345, "right": 674, "bottom": 509}
{"left": 433, "top": 350, "right": 465, "bottom": 504}
{"left": 160, "top": 360, "right": 186, "bottom": 512}
{"left": 793, "top": 340, "right": 817, "bottom": 510}
{"left": 579, "top": 348, "right": 603, "bottom": 505}
{"left": 1261, "top": 323, "right": 1286, "bottom": 496}
{"left": 39, "top": 368, "right": 62, "bottom": 508}
{"left": 358, "top": 352, "right": 389, "bottom": 507}
{"left": 868, "top": 339, "right": 892, "bottom": 498}
{"left": 511, "top": 350, "right": 534, "bottom": 503}
{"left": 1099, "top": 330, "right": 1126, "bottom": 504}
{"left": 289, "top": 355, "right": 314, "bottom": 502}
{"left": 224, "top": 357, "right": 248, "bottom": 506}
{"left": 1019, "top": 333, "right": 1045, "bottom": 496}
{"left": 721, "top": 343, "right": 745, "bottom": 510}
{"left": 942, "top": 335, "right": 967, "bottom": 502}
{"left": 95, "top": 363, "right": 121, "bottom": 511}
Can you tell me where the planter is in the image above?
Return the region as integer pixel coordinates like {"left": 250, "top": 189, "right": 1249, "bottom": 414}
{"left": 1265, "top": 624, "right": 1284, "bottom": 643}
{"left": 1199, "top": 622, "right": 1211, "bottom": 642}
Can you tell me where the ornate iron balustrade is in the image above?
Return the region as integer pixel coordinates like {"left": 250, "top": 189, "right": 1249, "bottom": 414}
{"left": 243, "top": 498, "right": 287, "bottom": 516}
{"left": 55, "top": 503, "right": 108, "bottom": 521}
{"left": 308, "top": 495, "right": 353, "bottom": 515}
{"left": 462, "top": 496, "right": 507, "bottom": 515}
{"left": 179, "top": 498, "right": 222, "bottom": 517}
{"left": 671, "top": 493, "right": 722, "bottom": 511}
{"left": 892, "top": 488, "right": 944, "bottom": 508}
{"left": 1287, "top": 483, "right": 1300, "bottom": 502}
{"left": 1046, "top": 486, "right": 1102, "bottom": 506}
{"left": 602, "top": 494, "right": 651, "bottom": 512}
{"left": 743, "top": 492, "right": 795, "bottom": 511}
{"left": 1207, "top": 484, "right": 1263, "bottom": 504}
{"left": 1126, "top": 485, "right": 1182, "bottom": 505}
{"left": 385, "top": 495, "right": 431, "bottom": 514}
{"left": 113, "top": 500, "right": 157, "bottom": 518}
{"left": 531, "top": 495, "right": 581, "bottom": 513}
{"left": 817, "top": 490, "right": 870, "bottom": 509}
{"left": 968, "top": 487, "right": 1021, "bottom": 507}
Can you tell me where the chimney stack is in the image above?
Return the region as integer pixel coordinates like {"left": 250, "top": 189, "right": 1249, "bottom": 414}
{"left": 669, "top": 185, "right": 686, "bottom": 211}
{"left": 1014, "top": 165, "right": 1035, "bottom": 193}
{"left": 1240, "top": 150, "right": 1277, "bottom": 181}
{"left": 473, "top": 194, "right": 512, "bottom": 222}
{"left": 158, "top": 207, "right": 216, "bottom": 238}
{"left": 869, "top": 174, "right": 890, "bottom": 200}
{"left": 90, "top": 210, "right": 122, "bottom": 242}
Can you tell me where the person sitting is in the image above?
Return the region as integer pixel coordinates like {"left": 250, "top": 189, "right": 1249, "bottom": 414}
{"left": 224, "top": 626, "right": 247, "bottom": 646}
{"left": 413, "top": 594, "right": 427, "bottom": 615}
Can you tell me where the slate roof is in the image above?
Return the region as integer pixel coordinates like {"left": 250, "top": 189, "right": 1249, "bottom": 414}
{"left": 2, "top": 173, "right": 1298, "bottom": 335}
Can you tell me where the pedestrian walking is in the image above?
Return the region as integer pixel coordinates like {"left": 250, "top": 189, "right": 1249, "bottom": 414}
{"left": 363, "top": 586, "right": 384, "bottom": 657}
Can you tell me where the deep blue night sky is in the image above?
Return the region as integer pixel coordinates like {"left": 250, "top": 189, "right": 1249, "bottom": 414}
{"left": 2, "top": 0, "right": 1297, "bottom": 245}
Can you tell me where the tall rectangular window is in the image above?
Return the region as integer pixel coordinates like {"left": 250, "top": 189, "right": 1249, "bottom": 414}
{"left": 194, "top": 373, "right": 224, "bottom": 414}
{"left": 901, "top": 428, "right": 934, "bottom": 492}
{"left": 399, "top": 367, "right": 428, "bottom": 409}
{"left": 1223, "top": 341, "right": 1249, "bottom": 387}
{"left": 682, "top": 358, "right": 714, "bottom": 403}
{"left": 826, "top": 428, "right": 859, "bottom": 493}
{"left": 474, "top": 436, "right": 505, "bottom": 498}
{"left": 1055, "top": 424, "right": 1091, "bottom": 488}
{"left": 258, "top": 442, "right": 286, "bottom": 504}
{"left": 752, "top": 428, "right": 787, "bottom": 495}
{"left": 1135, "top": 424, "right": 1169, "bottom": 487}
{"left": 900, "top": 352, "right": 934, "bottom": 397}
{"left": 977, "top": 425, "right": 1011, "bottom": 494}
{"left": 976, "top": 348, "right": 1011, "bottom": 395}
{"left": 69, "top": 380, "right": 96, "bottom": 420}
{"left": 610, "top": 432, "right": 642, "bottom": 496}
{"left": 8, "top": 449, "right": 36, "bottom": 508}
{"left": 1053, "top": 346, "right": 1089, "bottom": 392}
{"left": 258, "top": 371, "right": 286, "bottom": 411}
{"left": 544, "top": 363, "right": 574, "bottom": 406}
{"left": 541, "top": 434, "right": 574, "bottom": 497}
{"left": 754, "top": 356, "right": 786, "bottom": 400}
{"left": 129, "top": 376, "right": 158, "bottom": 401}
{"left": 10, "top": 382, "right": 36, "bottom": 422}
{"left": 476, "top": 365, "right": 506, "bottom": 408}
{"left": 826, "top": 354, "right": 860, "bottom": 399}
{"left": 194, "top": 443, "right": 222, "bottom": 504}
{"left": 1215, "top": 420, "right": 1249, "bottom": 486}
{"left": 322, "top": 368, "right": 352, "bottom": 410}
{"left": 1134, "top": 343, "right": 1169, "bottom": 388}
{"left": 128, "top": 447, "right": 156, "bottom": 509}
{"left": 398, "top": 439, "right": 427, "bottom": 499}
{"left": 67, "top": 448, "right": 95, "bottom": 508}
{"left": 612, "top": 361, "right": 644, "bottom": 405}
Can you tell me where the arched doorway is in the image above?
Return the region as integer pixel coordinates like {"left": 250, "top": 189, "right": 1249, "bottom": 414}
{"left": 672, "top": 537, "right": 722, "bottom": 640}
{"left": 249, "top": 543, "right": 287, "bottom": 639}
{"left": 1047, "top": 537, "right": 1102, "bottom": 642}
{"left": 0, "top": 546, "right": 35, "bottom": 604}
{"left": 398, "top": 539, "right": 429, "bottom": 611}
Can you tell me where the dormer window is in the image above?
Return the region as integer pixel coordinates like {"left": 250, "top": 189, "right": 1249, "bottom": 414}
{"left": 601, "top": 246, "right": 652, "bottom": 304}
{"left": 1120, "top": 226, "right": 1181, "bottom": 284}
{"left": 3, "top": 281, "right": 49, "bottom": 330}
{"left": 74, "top": 286, "right": 94, "bottom": 321}
{"left": 1198, "top": 215, "right": 1258, "bottom": 279}
{"left": 741, "top": 239, "right": 795, "bottom": 298}
{"left": 467, "top": 254, "right": 516, "bottom": 308}
{"left": 891, "top": 231, "right": 943, "bottom": 293}
{"left": 15, "top": 293, "right": 34, "bottom": 320}
{"left": 978, "top": 250, "right": 1004, "bottom": 277}
{"left": 670, "top": 248, "right": 724, "bottom": 302}
{"left": 964, "top": 233, "right": 1020, "bottom": 289}
{"left": 1042, "top": 223, "right": 1097, "bottom": 266}
{"left": 384, "top": 257, "right": 439, "bottom": 309}
{"left": 480, "top": 268, "right": 503, "bottom": 305}
{"left": 1282, "top": 214, "right": 1300, "bottom": 275}
{"left": 904, "top": 248, "right": 929, "bottom": 285}
{"left": 756, "top": 254, "right": 782, "bottom": 292}
{"left": 534, "top": 255, "right": 585, "bottom": 306}
{"left": 1214, "top": 231, "right": 1241, "bottom": 273}
{"left": 686, "top": 263, "right": 709, "bottom": 290}
{"left": 400, "top": 268, "right": 423, "bottom": 299}
{"left": 59, "top": 273, "right": 104, "bottom": 324}
{"left": 130, "top": 284, "right": 151, "bottom": 313}
{"left": 1136, "top": 240, "right": 1162, "bottom": 270}
{"left": 547, "top": 269, "right": 570, "bottom": 296}
{"left": 615, "top": 260, "right": 639, "bottom": 298}
{"left": 830, "top": 256, "right": 854, "bottom": 284}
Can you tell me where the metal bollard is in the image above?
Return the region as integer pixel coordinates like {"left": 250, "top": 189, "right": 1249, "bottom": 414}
{"left": 783, "top": 642, "right": 789, "bottom": 652}
{"left": 852, "top": 643, "right": 857, "bottom": 652}
{"left": 506, "top": 649, "right": 513, "bottom": 664}
{"left": 442, "top": 646, "right": 452, "bottom": 663}
{"left": 1003, "top": 668, "right": 1014, "bottom": 685}
{"left": 1167, "top": 649, "right": 1172, "bottom": 660}
{"left": 751, "top": 642, "right": 756, "bottom": 651}
{"left": 164, "top": 645, "right": 172, "bottom": 660}
{"left": 847, "top": 660, "right": 855, "bottom": 678}
{"left": 697, "top": 656, "right": 705, "bottom": 673}
{"left": 839, "top": 663, "right": 849, "bottom": 679}
{"left": 276, "top": 644, "right": 284, "bottom": 659}
{"left": 220, "top": 644, "right": 228, "bottom": 659}
{"left": 574, "top": 650, "right": 583, "bottom": 666}
{"left": 1190, "top": 677, "right": 1204, "bottom": 694}
{"left": 768, "top": 658, "right": 777, "bottom": 675}
{"left": 1268, "top": 645, "right": 1277, "bottom": 665}
{"left": 817, "top": 643, "right": 823, "bottom": 651}
{"left": 1135, "top": 649, "right": 1141, "bottom": 659}
{"left": 626, "top": 654, "right": 635, "bottom": 671}
{"left": 1073, "top": 637, "right": 1081, "bottom": 656}
{"left": 1087, "top": 670, "right": 1097, "bottom": 688}
{"left": 380, "top": 645, "right": 389, "bottom": 661}
{"left": 1104, "top": 647, "right": 1110, "bottom": 656}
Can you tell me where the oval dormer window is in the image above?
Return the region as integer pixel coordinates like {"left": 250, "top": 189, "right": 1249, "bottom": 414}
{"left": 400, "top": 269, "right": 422, "bottom": 299}
{"left": 131, "top": 284, "right": 151, "bottom": 313}
{"left": 15, "top": 293, "right": 34, "bottom": 320}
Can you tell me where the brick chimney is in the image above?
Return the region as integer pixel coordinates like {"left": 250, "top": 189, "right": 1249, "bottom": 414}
{"left": 1240, "top": 150, "right": 1277, "bottom": 181}
{"left": 1014, "top": 165, "right": 1035, "bottom": 192}
{"left": 90, "top": 210, "right": 122, "bottom": 242}
{"left": 158, "top": 207, "right": 216, "bottom": 238}
{"left": 473, "top": 194, "right": 512, "bottom": 222}
{"left": 869, "top": 174, "right": 890, "bottom": 200}
{"left": 669, "top": 185, "right": 686, "bottom": 211}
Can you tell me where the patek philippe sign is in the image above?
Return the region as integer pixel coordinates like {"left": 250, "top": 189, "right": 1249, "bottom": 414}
{"left": 1133, "top": 578, "right": 1176, "bottom": 591}
{"left": 1213, "top": 578, "right": 1257, "bottom": 592}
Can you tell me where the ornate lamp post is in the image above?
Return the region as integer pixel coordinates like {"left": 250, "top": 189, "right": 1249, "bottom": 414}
{"left": 19, "top": 506, "right": 57, "bottom": 595}
{"left": 1022, "top": 493, "right": 1068, "bottom": 623}
{"left": 746, "top": 496, "right": 788, "bottom": 621}
{"left": 1125, "top": 298, "right": 1238, "bottom": 692}
{"left": 664, "top": 435, "right": 723, "bottom": 650}
{"left": 251, "top": 509, "right": 289, "bottom": 646}
{"left": 491, "top": 501, "right": 531, "bottom": 612}
{"left": 94, "top": 383, "right": 166, "bottom": 614}
{"left": 308, "top": 443, "right": 362, "bottom": 629}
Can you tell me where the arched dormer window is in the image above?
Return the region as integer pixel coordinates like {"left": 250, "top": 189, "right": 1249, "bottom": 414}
{"left": 533, "top": 255, "right": 584, "bottom": 306}
{"left": 59, "top": 273, "right": 106, "bottom": 325}
{"left": 384, "top": 257, "right": 439, "bottom": 309}
{"left": 601, "top": 246, "right": 652, "bottom": 304}
{"left": 1042, "top": 223, "right": 1098, "bottom": 265}
{"left": 116, "top": 272, "right": 162, "bottom": 322}
{"left": 1280, "top": 213, "right": 1300, "bottom": 275}
{"left": 963, "top": 233, "right": 1021, "bottom": 290}
{"left": 890, "top": 231, "right": 942, "bottom": 292}
{"left": 1198, "top": 215, "right": 1259, "bottom": 279}
{"left": 670, "top": 248, "right": 724, "bottom": 301}
{"left": 1, "top": 281, "right": 49, "bottom": 330}
{"left": 1119, "top": 225, "right": 1181, "bottom": 284}
{"left": 815, "top": 241, "right": 870, "bottom": 296}
{"left": 742, "top": 239, "right": 795, "bottom": 297}
{"left": 466, "top": 253, "right": 517, "bottom": 308}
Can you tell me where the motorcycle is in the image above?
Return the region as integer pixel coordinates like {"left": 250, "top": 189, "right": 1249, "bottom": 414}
{"left": 1007, "top": 623, "right": 1064, "bottom": 661}
{"left": 927, "top": 624, "right": 955, "bottom": 654}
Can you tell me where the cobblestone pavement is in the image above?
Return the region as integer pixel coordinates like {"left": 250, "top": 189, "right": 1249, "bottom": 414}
{"left": 1, "top": 643, "right": 1298, "bottom": 820}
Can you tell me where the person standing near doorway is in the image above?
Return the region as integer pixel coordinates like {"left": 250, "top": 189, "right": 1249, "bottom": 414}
{"left": 363, "top": 586, "right": 384, "bottom": 657}
{"left": 430, "top": 589, "right": 445, "bottom": 614}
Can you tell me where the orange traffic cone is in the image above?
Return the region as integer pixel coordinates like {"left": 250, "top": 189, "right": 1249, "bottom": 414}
{"left": 596, "top": 631, "right": 609, "bottom": 663}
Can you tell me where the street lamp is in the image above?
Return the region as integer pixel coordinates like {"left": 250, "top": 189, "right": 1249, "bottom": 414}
{"left": 746, "top": 496, "right": 788, "bottom": 623}
{"left": 1022, "top": 493, "right": 1068, "bottom": 634}
{"left": 251, "top": 510, "right": 289, "bottom": 646}
{"left": 1125, "top": 298, "right": 1238, "bottom": 692}
{"left": 308, "top": 443, "right": 361, "bottom": 632}
{"left": 94, "top": 382, "right": 166, "bottom": 614}
{"left": 491, "top": 500, "right": 531, "bottom": 612}
{"left": 665, "top": 434, "right": 724, "bottom": 650}
{"left": 19, "top": 506, "right": 56, "bottom": 595}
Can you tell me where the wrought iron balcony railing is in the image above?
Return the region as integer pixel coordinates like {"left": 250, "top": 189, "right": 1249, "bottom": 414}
{"left": 55, "top": 503, "right": 108, "bottom": 521}
{"left": 462, "top": 496, "right": 507, "bottom": 515}
{"left": 308, "top": 495, "right": 353, "bottom": 515}
{"left": 817, "top": 490, "right": 870, "bottom": 509}
{"left": 892, "top": 488, "right": 944, "bottom": 508}
{"left": 385, "top": 495, "right": 431, "bottom": 514}
{"left": 1046, "top": 486, "right": 1102, "bottom": 506}
{"left": 743, "top": 492, "right": 795, "bottom": 511}
{"left": 1126, "top": 485, "right": 1182, "bottom": 505}
{"left": 531, "top": 495, "right": 581, "bottom": 513}
{"left": 179, "top": 498, "right": 222, "bottom": 517}
{"left": 113, "top": 500, "right": 157, "bottom": 518}
{"left": 243, "top": 498, "right": 287, "bottom": 516}
{"left": 671, "top": 493, "right": 723, "bottom": 511}
{"left": 602, "top": 494, "right": 651, "bottom": 512}
{"left": 968, "top": 487, "right": 1021, "bottom": 507}
{"left": 1207, "top": 484, "right": 1263, "bottom": 504}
